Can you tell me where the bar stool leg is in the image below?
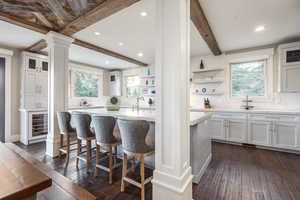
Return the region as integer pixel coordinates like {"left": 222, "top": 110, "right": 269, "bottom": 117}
{"left": 108, "top": 146, "right": 113, "bottom": 184}
{"left": 59, "top": 134, "right": 64, "bottom": 158}
{"left": 65, "top": 134, "right": 70, "bottom": 167}
{"left": 86, "top": 140, "right": 91, "bottom": 173}
{"left": 95, "top": 144, "right": 100, "bottom": 177}
{"left": 121, "top": 153, "right": 128, "bottom": 192}
{"left": 76, "top": 139, "right": 81, "bottom": 168}
{"left": 140, "top": 156, "right": 145, "bottom": 200}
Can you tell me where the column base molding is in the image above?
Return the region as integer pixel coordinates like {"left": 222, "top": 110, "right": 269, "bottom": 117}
{"left": 46, "top": 135, "right": 60, "bottom": 158}
{"left": 152, "top": 167, "right": 193, "bottom": 200}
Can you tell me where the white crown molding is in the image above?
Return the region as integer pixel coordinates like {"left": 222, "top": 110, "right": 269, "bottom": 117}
{"left": 0, "top": 48, "right": 13, "bottom": 56}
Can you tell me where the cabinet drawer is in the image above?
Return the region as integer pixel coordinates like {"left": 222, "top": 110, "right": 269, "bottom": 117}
{"left": 248, "top": 114, "right": 300, "bottom": 123}
{"left": 212, "top": 113, "right": 247, "bottom": 120}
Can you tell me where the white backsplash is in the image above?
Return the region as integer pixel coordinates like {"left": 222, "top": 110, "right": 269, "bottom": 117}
{"left": 190, "top": 49, "right": 300, "bottom": 111}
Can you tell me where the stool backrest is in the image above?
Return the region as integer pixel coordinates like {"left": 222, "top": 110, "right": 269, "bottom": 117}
{"left": 72, "top": 113, "right": 93, "bottom": 139}
{"left": 117, "top": 119, "right": 150, "bottom": 153}
{"left": 57, "top": 112, "right": 73, "bottom": 133}
{"left": 92, "top": 116, "right": 117, "bottom": 144}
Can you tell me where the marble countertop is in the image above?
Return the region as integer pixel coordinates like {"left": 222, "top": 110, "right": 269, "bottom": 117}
{"left": 190, "top": 112, "right": 212, "bottom": 126}
{"left": 70, "top": 108, "right": 211, "bottom": 125}
{"left": 190, "top": 107, "right": 300, "bottom": 115}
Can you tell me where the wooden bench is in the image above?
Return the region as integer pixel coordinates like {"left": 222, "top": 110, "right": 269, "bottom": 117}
{"left": 4, "top": 143, "right": 97, "bottom": 200}
{"left": 0, "top": 143, "right": 52, "bottom": 200}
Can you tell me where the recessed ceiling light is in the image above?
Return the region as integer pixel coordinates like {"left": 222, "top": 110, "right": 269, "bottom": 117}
{"left": 137, "top": 52, "right": 143, "bottom": 57}
{"left": 119, "top": 42, "right": 124, "bottom": 46}
{"left": 94, "top": 32, "right": 100, "bottom": 35}
{"left": 105, "top": 61, "right": 110, "bottom": 64}
{"left": 140, "top": 12, "right": 147, "bottom": 17}
{"left": 255, "top": 25, "right": 265, "bottom": 32}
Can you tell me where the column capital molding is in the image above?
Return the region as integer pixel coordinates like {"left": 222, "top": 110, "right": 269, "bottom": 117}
{"left": 46, "top": 31, "right": 74, "bottom": 47}
{"left": 0, "top": 48, "right": 13, "bottom": 56}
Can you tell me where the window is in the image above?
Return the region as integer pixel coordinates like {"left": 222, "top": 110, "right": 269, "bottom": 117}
{"left": 230, "top": 60, "right": 266, "bottom": 97}
{"left": 126, "top": 76, "right": 140, "bottom": 97}
{"left": 72, "top": 70, "right": 99, "bottom": 98}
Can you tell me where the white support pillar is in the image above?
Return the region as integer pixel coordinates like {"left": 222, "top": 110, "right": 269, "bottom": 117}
{"left": 45, "top": 31, "right": 73, "bottom": 157}
{"left": 152, "top": 0, "right": 192, "bottom": 199}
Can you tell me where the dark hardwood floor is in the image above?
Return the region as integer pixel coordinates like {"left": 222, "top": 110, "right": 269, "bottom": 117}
{"left": 15, "top": 142, "right": 300, "bottom": 200}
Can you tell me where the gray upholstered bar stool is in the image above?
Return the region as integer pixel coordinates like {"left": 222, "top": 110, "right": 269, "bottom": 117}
{"left": 72, "top": 113, "right": 96, "bottom": 173}
{"left": 57, "top": 112, "right": 77, "bottom": 167}
{"left": 92, "top": 115, "right": 122, "bottom": 184}
{"left": 117, "top": 119, "right": 154, "bottom": 200}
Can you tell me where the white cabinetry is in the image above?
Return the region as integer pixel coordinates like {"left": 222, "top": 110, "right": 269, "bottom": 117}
{"left": 273, "top": 122, "right": 300, "bottom": 150}
{"left": 208, "top": 118, "right": 226, "bottom": 140}
{"left": 227, "top": 119, "right": 247, "bottom": 143}
{"left": 20, "top": 52, "right": 48, "bottom": 109}
{"left": 210, "top": 113, "right": 247, "bottom": 143}
{"left": 209, "top": 112, "right": 300, "bottom": 151}
{"left": 279, "top": 42, "right": 300, "bottom": 93}
{"left": 248, "top": 120, "right": 273, "bottom": 146}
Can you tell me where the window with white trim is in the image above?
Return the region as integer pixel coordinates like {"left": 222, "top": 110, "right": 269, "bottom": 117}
{"left": 230, "top": 59, "right": 267, "bottom": 97}
{"left": 70, "top": 69, "right": 100, "bottom": 98}
{"left": 126, "top": 76, "right": 140, "bottom": 97}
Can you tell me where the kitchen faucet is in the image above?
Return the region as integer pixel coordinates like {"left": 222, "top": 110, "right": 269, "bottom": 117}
{"left": 134, "top": 96, "right": 145, "bottom": 111}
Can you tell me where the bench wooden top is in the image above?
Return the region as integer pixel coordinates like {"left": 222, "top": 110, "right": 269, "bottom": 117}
{"left": 5, "top": 143, "right": 97, "bottom": 200}
{"left": 0, "top": 142, "right": 52, "bottom": 200}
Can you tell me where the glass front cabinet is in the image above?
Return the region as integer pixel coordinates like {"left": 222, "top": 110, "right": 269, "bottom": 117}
{"left": 20, "top": 110, "right": 48, "bottom": 145}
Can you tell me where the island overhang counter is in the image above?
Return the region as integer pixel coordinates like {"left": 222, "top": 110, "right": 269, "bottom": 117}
{"left": 69, "top": 108, "right": 212, "bottom": 184}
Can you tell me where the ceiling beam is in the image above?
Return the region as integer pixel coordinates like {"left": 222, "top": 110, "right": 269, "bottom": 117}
{"left": 26, "top": 39, "right": 47, "bottom": 52}
{"left": 0, "top": 11, "right": 147, "bottom": 66}
{"left": 61, "top": 0, "right": 141, "bottom": 36}
{"left": 190, "top": 0, "right": 221, "bottom": 56}
{"left": 0, "top": 12, "right": 50, "bottom": 34}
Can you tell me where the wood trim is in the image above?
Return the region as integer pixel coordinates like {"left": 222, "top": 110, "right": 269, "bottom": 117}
{"left": 0, "top": 12, "right": 51, "bottom": 34}
{"left": 190, "top": 0, "right": 221, "bottom": 56}
{"left": 74, "top": 39, "right": 148, "bottom": 66}
{"left": 26, "top": 39, "right": 47, "bottom": 52}
{"left": 61, "top": 0, "right": 141, "bottom": 36}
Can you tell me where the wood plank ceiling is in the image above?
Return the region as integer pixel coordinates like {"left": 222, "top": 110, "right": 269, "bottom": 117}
{"left": 0, "top": 0, "right": 222, "bottom": 64}
{"left": 0, "top": 0, "right": 148, "bottom": 66}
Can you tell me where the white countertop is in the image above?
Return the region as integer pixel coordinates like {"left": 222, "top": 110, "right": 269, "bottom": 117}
{"left": 190, "top": 107, "right": 300, "bottom": 115}
{"left": 190, "top": 112, "right": 212, "bottom": 126}
{"left": 71, "top": 108, "right": 156, "bottom": 122}
{"left": 70, "top": 108, "right": 211, "bottom": 125}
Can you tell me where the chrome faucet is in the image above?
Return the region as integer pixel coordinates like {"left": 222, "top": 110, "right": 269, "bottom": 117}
{"left": 134, "top": 96, "right": 145, "bottom": 111}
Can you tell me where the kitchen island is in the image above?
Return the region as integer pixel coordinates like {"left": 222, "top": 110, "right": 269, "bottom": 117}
{"left": 70, "top": 108, "right": 212, "bottom": 184}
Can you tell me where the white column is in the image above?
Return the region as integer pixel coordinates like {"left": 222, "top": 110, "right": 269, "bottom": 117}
{"left": 45, "top": 31, "right": 73, "bottom": 157}
{"left": 152, "top": 0, "right": 192, "bottom": 199}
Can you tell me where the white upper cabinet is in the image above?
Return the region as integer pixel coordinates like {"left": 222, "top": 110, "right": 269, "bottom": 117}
{"left": 21, "top": 52, "right": 48, "bottom": 109}
{"left": 279, "top": 42, "right": 300, "bottom": 93}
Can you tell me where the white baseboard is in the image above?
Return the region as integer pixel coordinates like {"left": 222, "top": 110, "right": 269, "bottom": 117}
{"left": 192, "top": 153, "right": 212, "bottom": 184}
{"left": 6, "top": 134, "right": 20, "bottom": 143}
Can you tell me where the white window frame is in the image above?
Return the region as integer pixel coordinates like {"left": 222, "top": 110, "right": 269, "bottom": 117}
{"left": 229, "top": 59, "right": 267, "bottom": 98}
{"left": 125, "top": 75, "right": 141, "bottom": 97}
{"left": 226, "top": 49, "right": 274, "bottom": 103}
{"left": 69, "top": 65, "right": 102, "bottom": 100}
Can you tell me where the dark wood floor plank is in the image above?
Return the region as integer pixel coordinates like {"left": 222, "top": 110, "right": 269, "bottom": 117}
{"left": 14, "top": 142, "right": 300, "bottom": 200}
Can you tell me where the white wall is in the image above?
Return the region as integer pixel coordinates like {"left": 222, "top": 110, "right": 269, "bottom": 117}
{"left": 190, "top": 47, "right": 300, "bottom": 110}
